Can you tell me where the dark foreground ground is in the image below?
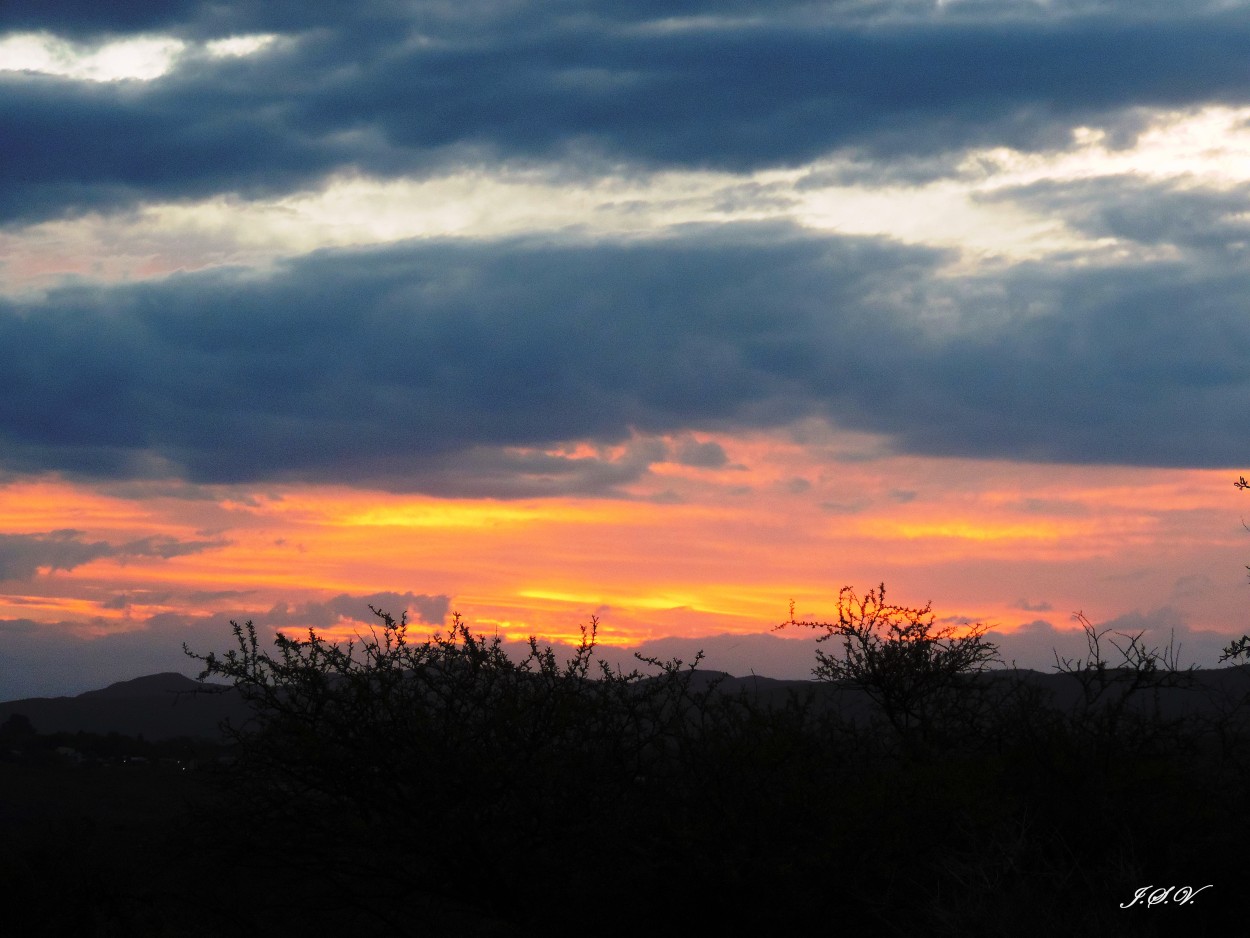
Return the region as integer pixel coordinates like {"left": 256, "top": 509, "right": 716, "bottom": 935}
{"left": 2, "top": 666, "right": 1249, "bottom": 935}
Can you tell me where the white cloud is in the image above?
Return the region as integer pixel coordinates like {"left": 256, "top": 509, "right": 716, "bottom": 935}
{"left": 0, "top": 32, "right": 185, "bottom": 82}
{"left": 0, "top": 31, "right": 279, "bottom": 83}
{"left": 967, "top": 106, "right": 1250, "bottom": 188}
{"left": 204, "top": 35, "right": 279, "bottom": 59}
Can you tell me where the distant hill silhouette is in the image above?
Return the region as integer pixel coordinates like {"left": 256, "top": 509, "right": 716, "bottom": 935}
{"left": 75, "top": 672, "right": 210, "bottom": 699}
{"left": 3, "top": 664, "right": 1249, "bottom": 742}
{"left": 0, "top": 672, "right": 250, "bottom": 741}
{"left": 684, "top": 664, "right": 1250, "bottom": 721}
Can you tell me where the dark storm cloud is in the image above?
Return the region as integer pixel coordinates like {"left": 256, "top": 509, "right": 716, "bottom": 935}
{"left": 0, "top": 226, "right": 850, "bottom": 492}
{"left": 870, "top": 258, "right": 1250, "bottom": 466}
{"left": 0, "top": 228, "right": 911, "bottom": 491}
{"left": 983, "top": 177, "right": 1250, "bottom": 257}
{"left": 0, "top": 0, "right": 413, "bottom": 39}
{"left": 0, "top": 0, "right": 209, "bottom": 37}
{"left": 0, "top": 530, "right": 226, "bottom": 581}
{"left": 399, "top": 440, "right": 670, "bottom": 499}
{"left": 6, "top": 2, "right": 1250, "bottom": 222}
{"left": 2, "top": 225, "right": 1249, "bottom": 488}
{"left": 0, "top": 0, "right": 974, "bottom": 40}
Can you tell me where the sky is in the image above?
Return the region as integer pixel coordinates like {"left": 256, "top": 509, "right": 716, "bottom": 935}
{"left": 3, "top": 0, "right": 1250, "bottom": 699}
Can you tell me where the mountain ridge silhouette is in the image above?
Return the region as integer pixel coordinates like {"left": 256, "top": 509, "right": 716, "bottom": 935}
{"left": 0, "top": 672, "right": 246, "bottom": 740}
{"left": 5, "top": 664, "right": 1250, "bottom": 741}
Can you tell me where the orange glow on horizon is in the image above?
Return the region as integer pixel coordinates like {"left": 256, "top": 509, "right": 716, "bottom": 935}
{"left": 0, "top": 480, "right": 156, "bottom": 530}
{"left": 2, "top": 450, "right": 1247, "bottom": 671}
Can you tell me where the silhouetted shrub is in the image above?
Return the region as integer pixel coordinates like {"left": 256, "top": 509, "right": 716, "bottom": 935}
{"left": 778, "top": 583, "right": 1001, "bottom": 755}
{"left": 182, "top": 592, "right": 1249, "bottom": 935}
{"left": 185, "top": 608, "right": 732, "bottom": 927}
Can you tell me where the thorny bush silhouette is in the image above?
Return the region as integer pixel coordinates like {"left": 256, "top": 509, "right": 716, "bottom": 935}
{"left": 185, "top": 607, "right": 719, "bottom": 929}
{"left": 185, "top": 589, "right": 1249, "bottom": 936}
{"left": 778, "top": 583, "right": 1001, "bottom": 753}
{"left": 1220, "top": 475, "right": 1250, "bottom": 662}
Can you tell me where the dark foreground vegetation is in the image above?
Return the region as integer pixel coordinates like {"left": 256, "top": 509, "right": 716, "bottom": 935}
{"left": 4, "top": 586, "right": 1250, "bottom": 935}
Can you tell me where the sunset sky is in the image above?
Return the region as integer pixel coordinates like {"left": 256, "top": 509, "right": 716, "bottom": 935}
{"left": 3, "top": 0, "right": 1250, "bottom": 699}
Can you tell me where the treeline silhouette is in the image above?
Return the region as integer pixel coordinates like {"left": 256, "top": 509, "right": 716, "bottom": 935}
{"left": 178, "top": 590, "right": 1246, "bottom": 935}
{"left": 3, "top": 589, "right": 1248, "bottom": 935}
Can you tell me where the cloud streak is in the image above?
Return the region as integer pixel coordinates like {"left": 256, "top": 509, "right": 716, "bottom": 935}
{"left": 0, "top": 529, "right": 227, "bottom": 581}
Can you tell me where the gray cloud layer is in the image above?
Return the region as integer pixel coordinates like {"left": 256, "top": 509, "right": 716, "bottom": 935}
{"left": 2, "top": 226, "right": 1248, "bottom": 491}
{"left": 6, "top": 2, "right": 1250, "bottom": 222}
{"left": 0, "top": 530, "right": 227, "bottom": 581}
